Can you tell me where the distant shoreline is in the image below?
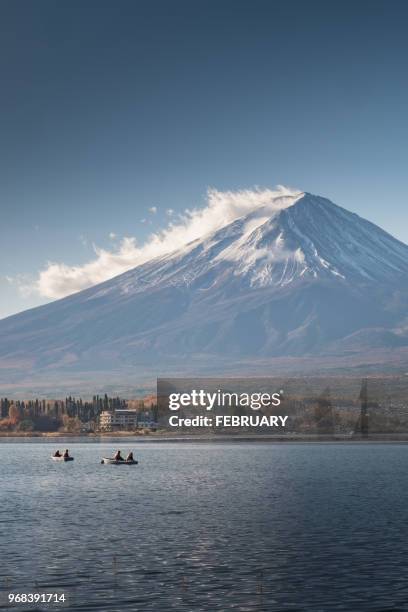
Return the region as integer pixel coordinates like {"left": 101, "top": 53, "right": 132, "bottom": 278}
{"left": 0, "top": 430, "right": 152, "bottom": 438}
{"left": 2, "top": 431, "right": 408, "bottom": 443}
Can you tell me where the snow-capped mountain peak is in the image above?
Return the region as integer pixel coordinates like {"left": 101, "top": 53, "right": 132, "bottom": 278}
{"left": 1, "top": 191, "right": 408, "bottom": 389}
{"left": 93, "top": 192, "right": 408, "bottom": 298}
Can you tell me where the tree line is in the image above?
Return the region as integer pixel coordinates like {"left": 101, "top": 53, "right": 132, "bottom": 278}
{"left": 0, "top": 394, "right": 129, "bottom": 432}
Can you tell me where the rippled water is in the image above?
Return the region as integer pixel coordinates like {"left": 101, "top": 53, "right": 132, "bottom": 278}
{"left": 1, "top": 441, "right": 408, "bottom": 611}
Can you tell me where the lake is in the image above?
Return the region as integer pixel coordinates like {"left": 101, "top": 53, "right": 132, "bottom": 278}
{"left": 0, "top": 440, "right": 407, "bottom": 611}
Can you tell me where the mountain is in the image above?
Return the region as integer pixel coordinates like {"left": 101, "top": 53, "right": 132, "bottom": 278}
{"left": 1, "top": 192, "right": 408, "bottom": 393}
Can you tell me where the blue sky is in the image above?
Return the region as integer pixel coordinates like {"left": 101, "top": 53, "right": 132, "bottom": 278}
{"left": 1, "top": 0, "right": 408, "bottom": 317}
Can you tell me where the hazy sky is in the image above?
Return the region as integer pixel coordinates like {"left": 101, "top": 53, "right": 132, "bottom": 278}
{"left": 1, "top": 0, "right": 408, "bottom": 317}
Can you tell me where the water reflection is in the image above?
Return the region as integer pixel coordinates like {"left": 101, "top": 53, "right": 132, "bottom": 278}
{"left": 0, "top": 442, "right": 407, "bottom": 611}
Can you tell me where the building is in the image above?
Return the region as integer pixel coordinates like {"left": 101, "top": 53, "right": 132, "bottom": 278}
{"left": 99, "top": 409, "right": 139, "bottom": 431}
{"left": 137, "top": 419, "right": 158, "bottom": 430}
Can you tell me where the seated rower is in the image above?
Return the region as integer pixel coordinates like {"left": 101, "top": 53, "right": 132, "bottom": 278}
{"left": 114, "top": 450, "right": 124, "bottom": 461}
{"left": 63, "top": 449, "right": 70, "bottom": 459}
{"left": 54, "top": 450, "right": 62, "bottom": 457}
{"left": 126, "top": 452, "right": 134, "bottom": 462}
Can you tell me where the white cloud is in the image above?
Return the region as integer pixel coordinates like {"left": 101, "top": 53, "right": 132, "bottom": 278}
{"left": 148, "top": 206, "right": 157, "bottom": 214}
{"left": 166, "top": 208, "right": 174, "bottom": 216}
{"left": 31, "top": 186, "right": 302, "bottom": 300}
{"left": 109, "top": 232, "right": 117, "bottom": 240}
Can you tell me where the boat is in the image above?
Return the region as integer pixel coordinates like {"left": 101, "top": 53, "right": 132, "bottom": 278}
{"left": 101, "top": 458, "right": 138, "bottom": 465}
{"left": 51, "top": 456, "right": 74, "bottom": 462}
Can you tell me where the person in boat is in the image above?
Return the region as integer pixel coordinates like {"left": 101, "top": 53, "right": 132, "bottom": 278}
{"left": 114, "top": 450, "right": 124, "bottom": 461}
{"left": 63, "top": 449, "right": 70, "bottom": 459}
{"left": 54, "top": 450, "right": 62, "bottom": 457}
{"left": 125, "top": 452, "right": 134, "bottom": 462}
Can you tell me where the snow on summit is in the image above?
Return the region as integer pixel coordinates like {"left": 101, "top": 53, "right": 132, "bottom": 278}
{"left": 87, "top": 190, "right": 408, "bottom": 298}
{"left": 35, "top": 186, "right": 304, "bottom": 299}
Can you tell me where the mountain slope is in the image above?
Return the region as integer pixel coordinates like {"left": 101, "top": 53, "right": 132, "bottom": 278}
{"left": 1, "top": 192, "right": 408, "bottom": 389}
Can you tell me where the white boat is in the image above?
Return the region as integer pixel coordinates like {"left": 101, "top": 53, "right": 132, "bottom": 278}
{"left": 101, "top": 457, "right": 138, "bottom": 465}
{"left": 51, "top": 456, "right": 74, "bottom": 462}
